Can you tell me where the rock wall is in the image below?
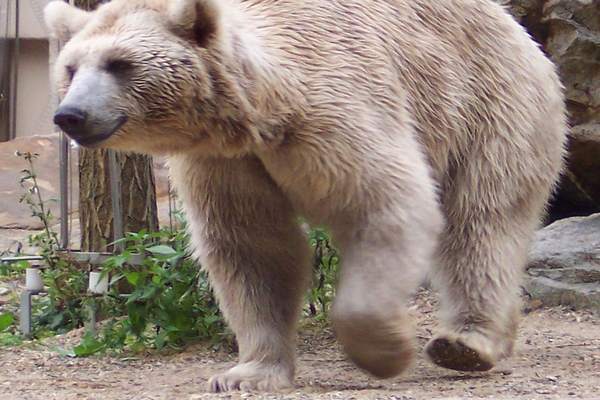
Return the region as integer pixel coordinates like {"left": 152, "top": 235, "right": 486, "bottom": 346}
{"left": 500, "top": 0, "right": 600, "bottom": 221}
{"left": 498, "top": 0, "right": 600, "bottom": 313}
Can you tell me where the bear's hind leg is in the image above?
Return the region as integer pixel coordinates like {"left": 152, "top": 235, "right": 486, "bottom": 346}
{"left": 426, "top": 165, "right": 555, "bottom": 371}
{"left": 169, "top": 156, "right": 310, "bottom": 392}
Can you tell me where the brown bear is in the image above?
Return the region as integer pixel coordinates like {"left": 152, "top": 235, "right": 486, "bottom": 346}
{"left": 45, "top": 0, "right": 567, "bottom": 392}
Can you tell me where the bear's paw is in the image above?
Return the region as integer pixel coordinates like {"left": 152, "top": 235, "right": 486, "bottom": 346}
{"left": 425, "top": 330, "right": 506, "bottom": 372}
{"left": 207, "top": 361, "right": 294, "bottom": 392}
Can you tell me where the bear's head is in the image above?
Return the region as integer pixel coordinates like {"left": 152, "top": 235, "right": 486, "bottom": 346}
{"left": 45, "top": 0, "right": 256, "bottom": 155}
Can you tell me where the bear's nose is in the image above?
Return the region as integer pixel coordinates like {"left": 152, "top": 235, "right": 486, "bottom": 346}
{"left": 53, "top": 106, "right": 88, "bottom": 137}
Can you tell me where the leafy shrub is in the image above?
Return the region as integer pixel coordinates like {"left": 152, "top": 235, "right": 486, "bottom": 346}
{"left": 0, "top": 260, "right": 28, "bottom": 277}
{"left": 5, "top": 152, "right": 340, "bottom": 356}
{"left": 307, "top": 228, "right": 340, "bottom": 319}
{"left": 0, "top": 311, "right": 23, "bottom": 346}
{"left": 34, "top": 261, "right": 89, "bottom": 333}
{"left": 14, "top": 152, "right": 90, "bottom": 334}
{"left": 84, "top": 228, "right": 231, "bottom": 355}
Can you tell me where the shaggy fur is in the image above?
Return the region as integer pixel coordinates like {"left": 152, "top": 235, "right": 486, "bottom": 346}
{"left": 46, "top": 0, "right": 567, "bottom": 392}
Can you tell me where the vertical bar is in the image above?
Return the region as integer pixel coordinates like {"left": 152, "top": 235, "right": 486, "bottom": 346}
{"left": 108, "top": 150, "right": 124, "bottom": 251}
{"left": 86, "top": 298, "right": 98, "bottom": 336}
{"left": 9, "top": 0, "right": 19, "bottom": 140}
{"left": 19, "top": 291, "right": 32, "bottom": 337}
{"left": 168, "top": 180, "right": 173, "bottom": 232}
{"left": 49, "top": 15, "right": 70, "bottom": 249}
{"left": 59, "top": 133, "right": 69, "bottom": 249}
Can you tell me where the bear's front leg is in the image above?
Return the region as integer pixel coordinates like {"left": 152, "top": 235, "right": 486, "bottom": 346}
{"left": 168, "top": 155, "right": 310, "bottom": 392}
{"left": 329, "top": 147, "right": 444, "bottom": 379}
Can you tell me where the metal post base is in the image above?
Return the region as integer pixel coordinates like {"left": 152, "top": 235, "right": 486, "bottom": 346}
{"left": 86, "top": 300, "right": 98, "bottom": 336}
{"left": 19, "top": 290, "right": 39, "bottom": 337}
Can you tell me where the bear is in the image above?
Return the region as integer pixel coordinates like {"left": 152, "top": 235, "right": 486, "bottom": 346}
{"left": 44, "top": 0, "right": 567, "bottom": 392}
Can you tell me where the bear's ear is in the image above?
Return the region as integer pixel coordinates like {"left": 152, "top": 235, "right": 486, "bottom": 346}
{"left": 167, "top": 0, "right": 222, "bottom": 47}
{"left": 44, "top": 1, "right": 92, "bottom": 42}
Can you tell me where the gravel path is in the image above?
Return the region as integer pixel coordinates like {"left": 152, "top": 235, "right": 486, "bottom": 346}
{"left": 1, "top": 290, "right": 599, "bottom": 400}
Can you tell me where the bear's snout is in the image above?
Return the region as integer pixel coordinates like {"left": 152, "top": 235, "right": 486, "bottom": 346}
{"left": 53, "top": 105, "right": 127, "bottom": 147}
{"left": 54, "top": 106, "right": 88, "bottom": 138}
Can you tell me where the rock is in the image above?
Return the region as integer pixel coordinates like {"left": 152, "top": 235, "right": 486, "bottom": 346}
{"left": 499, "top": 0, "right": 600, "bottom": 221}
{"left": 497, "top": 0, "right": 548, "bottom": 40}
{"left": 527, "top": 213, "right": 600, "bottom": 312}
{"left": 529, "top": 213, "right": 600, "bottom": 270}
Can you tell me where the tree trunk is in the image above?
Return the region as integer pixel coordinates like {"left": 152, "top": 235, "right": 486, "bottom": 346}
{"left": 75, "top": 0, "right": 158, "bottom": 252}
{"left": 79, "top": 150, "right": 158, "bottom": 251}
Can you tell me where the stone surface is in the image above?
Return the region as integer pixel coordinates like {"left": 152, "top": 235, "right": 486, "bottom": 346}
{"left": 0, "top": 134, "right": 71, "bottom": 230}
{"left": 500, "top": 0, "right": 600, "bottom": 221}
{"left": 527, "top": 213, "right": 600, "bottom": 312}
{"left": 0, "top": 135, "right": 171, "bottom": 251}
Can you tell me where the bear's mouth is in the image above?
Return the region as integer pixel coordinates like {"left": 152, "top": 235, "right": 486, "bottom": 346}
{"left": 75, "top": 116, "right": 128, "bottom": 147}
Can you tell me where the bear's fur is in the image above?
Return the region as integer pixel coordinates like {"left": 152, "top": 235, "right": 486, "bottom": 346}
{"left": 45, "top": 0, "right": 567, "bottom": 392}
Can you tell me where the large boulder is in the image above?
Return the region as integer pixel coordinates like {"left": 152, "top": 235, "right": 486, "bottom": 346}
{"left": 500, "top": 0, "right": 600, "bottom": 221}
{"left": 527, "top": 213, "right": 600, "bottom": 312}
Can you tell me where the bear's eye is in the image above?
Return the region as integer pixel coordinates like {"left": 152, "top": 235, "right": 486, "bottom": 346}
{"left": 66, "top": 65, "right": 77, "bottom": 81}
{"left": 106, "top": 59, "right": 133, "bottom": 74}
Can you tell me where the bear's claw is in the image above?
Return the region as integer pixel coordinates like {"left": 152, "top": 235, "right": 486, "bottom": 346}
{"left": 426, "top": 337, "right": 495, "bottom": 372}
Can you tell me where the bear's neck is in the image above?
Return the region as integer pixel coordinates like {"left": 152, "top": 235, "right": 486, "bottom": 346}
{"left": 193, "top": 8, "right": 304, "bottom": 157}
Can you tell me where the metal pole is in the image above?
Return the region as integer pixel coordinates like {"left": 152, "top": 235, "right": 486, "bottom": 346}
{"left": 49, "top": 4, "right": 69, "bottom": 249}
{"left": 9, "top": 0, "right": 19, "bottom": 140}
{"left": 108, "top": 150, "right": 124, "bottom": 251}
{"left": 59, "top": 133, "right": 69, "bottom": 249}
{"left": 58, "top": 0, "right": 76, "bottom": 248}
{"left": 19, "top": 291, "right": 33, "bottom": 337}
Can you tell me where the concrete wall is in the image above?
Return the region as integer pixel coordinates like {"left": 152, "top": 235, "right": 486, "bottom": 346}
{"left": 1, "top": 0, "right": 54, "bottom": 140}
{"left": 3, "top": 0, "right": 50, "bottom": 39}
{"left": 16, "top": 38, "right": 53, "bottom": 137}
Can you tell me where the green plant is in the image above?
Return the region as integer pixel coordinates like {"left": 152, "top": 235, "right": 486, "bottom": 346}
{"left": 9, "top": 151, "right": 341, "bottom": 356}
{"left": 0, "top": 260, "right": 28, "bottom": 278}
{"left": 76, "top": 227, "right": 231, "bottom": 355}
{"left": 17, "top": 152, "right": 60, "bottom": 261}
{"left": 0, "top": 313, "right": 14, "bottom": 331}
{"left": 307, "top": 228, "right": 340, "bottom": 319}
{"left": 0, "top": 312, "right": 22, "bottom": 347}
{"left": 11, "top": 152, "right": 229, "bottom": 352}
{"left": 16, "top": 151, "right": 90, "bottom": 334}
{"left": 33, "top": 263, "right": 89, "bottom": 333}
{"left": 78, "top": 225, "right": 340, "bottom": 356}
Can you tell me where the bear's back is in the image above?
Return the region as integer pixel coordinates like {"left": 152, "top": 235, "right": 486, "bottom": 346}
{"left": 251, "top": 0, "right": 562, "bottom": 178}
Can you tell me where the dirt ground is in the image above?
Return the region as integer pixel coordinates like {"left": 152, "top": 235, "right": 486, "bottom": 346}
{"left": 1, "top": 289, "right": 598, "bottom": 400}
